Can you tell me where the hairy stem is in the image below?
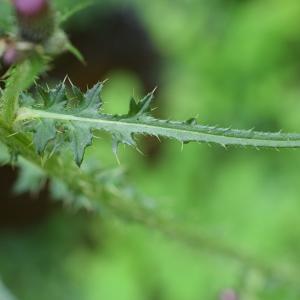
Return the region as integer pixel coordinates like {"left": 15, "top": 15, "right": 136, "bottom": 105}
{"left": 1, "top": 55, "right": 46, "bottom": 125}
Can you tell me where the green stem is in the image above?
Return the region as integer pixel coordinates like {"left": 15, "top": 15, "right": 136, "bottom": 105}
{"left": 1, "top": 55, "right": 46, "bottom": 126}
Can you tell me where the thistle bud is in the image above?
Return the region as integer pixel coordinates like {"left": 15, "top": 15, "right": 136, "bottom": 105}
{"left": 0, "top": 39, "right": 19, "bottom": 67}
{"left": 12, "top": 0, "right": 55, "bottom": 43}
{"left": 0, "top": 38, "right": 33, "bottom": 67}
{"left": 3, "top": 45, "right": 19, "bottom": 66}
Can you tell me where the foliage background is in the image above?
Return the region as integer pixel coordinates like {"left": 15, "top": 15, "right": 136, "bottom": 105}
{"left": 1, "top": 0, "right": 300, "bottom": 299}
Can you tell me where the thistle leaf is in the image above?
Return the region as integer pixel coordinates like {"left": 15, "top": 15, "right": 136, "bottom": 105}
{"left": 16, "top": 81, "right": 300, "bottom": 167}
{"left": 45, "top": 82, "right": 67, "bottom": 111}
{"left": 33, "top": 119, "right": 56, "bottom": 154}
{"left": 128, "top": 91, "right": 154, "bottom": 117}
{"left": 65, "top": 41, "right": 86, "bottom": 64}
{"left": 70, "top": 82, "right": 103, "bottom": 117}
{"left": 68, "top": 122, "right": 93, "bottom": 166}
{"left": 19, "top": 82, "right": 104, "bottom": 166}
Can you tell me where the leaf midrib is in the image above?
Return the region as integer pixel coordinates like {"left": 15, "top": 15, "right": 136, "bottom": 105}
{"left": 16, "top": 107, "right": 300, "bottom": 148}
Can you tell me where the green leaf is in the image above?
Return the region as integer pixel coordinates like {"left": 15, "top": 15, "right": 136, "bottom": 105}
{"left": 14, "top": 158, "right": 46, "bottom": 195}
{"left": 71, "top": 82, "right": 103, "bottom": 117}
{"left": 16, "top": 81, "right": 300, "bottom": 167}
{"left": 68, "top": 122, "right": 93, "bottom": 166}
{"left": 65, "top": 42, "right": 86, "bottom": 64}
{"left": 33, "top": 119, "right": 57, "bottom": 154}
{"left": 45, "top": 82, "right": 67, "bottom": 111}
{"left": 18, "top": 82, "right": 104, "bottom": 166}
{"left": 59, "top": 1, "right": 95, "bottom": 24}
{"left": 128, "top": 91, "right": 155, "bottom": 117}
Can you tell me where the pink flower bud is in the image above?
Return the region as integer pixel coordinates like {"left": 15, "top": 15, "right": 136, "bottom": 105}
{"left": 11, "top": 0, "right": 54, "bottom": 43}
{"left": 219, "top": 289, "right": 239, "bottom": 300}
{"left": 3, "top": 47, "right": 18, "bottom": 66}
{"left": 12, "top": 0, "right": 49, "bottom": 18}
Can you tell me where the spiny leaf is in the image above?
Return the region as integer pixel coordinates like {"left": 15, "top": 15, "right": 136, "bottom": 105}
{"left": 69, "top": 122, "right": 93, "bottom": 166}
{"left": 69, "top": 82, "right": 103, "bottom": 117}
{"left": 43, "top": 82, "right": 67, "bottom": 111}
{"left": 14, "top": 158, "right": 46, "bottom": 195}
{"left": 128, "top": 91, "right": 155, "bottom": 117}
{"left": 18, "top": 82, "right": 104, "bottom": 166}
{"left": 33, "top": 119, "right": 56, "bottom": 154}
{"left": 16, "top": 81, "right": 300, "bottom": 167}
{"left": 65, "top": 41, "right": 86, "bottom": 64}
{"left": 59, "top": 1, "right": 95, "bottom": 24}
{"left": 1, "top": 117, "right": 300, "bottom": 286}
{"left": 112, "top": 130, "right": 136, "bottom": 160}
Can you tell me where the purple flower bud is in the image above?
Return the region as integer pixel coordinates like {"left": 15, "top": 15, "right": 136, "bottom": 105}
{"left": 12, "top": 0, "right": 49, "bottom": 18}
{"left": 219, "top": 289, "right": 239, "bottom": 300}
{"left": 11, "top": 0, "right": 54, "bottom": 43}
{"left": 3, "top": 45, "right": 20, "bottom": 66}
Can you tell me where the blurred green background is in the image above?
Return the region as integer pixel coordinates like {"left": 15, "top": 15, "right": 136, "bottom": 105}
{"left": 2, "top": 0, "right": 300, "bottom": 299}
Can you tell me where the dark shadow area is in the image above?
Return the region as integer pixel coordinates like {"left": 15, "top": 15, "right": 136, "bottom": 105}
{"left": 0, "top": 166, "right": 55, "bottom": 230}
